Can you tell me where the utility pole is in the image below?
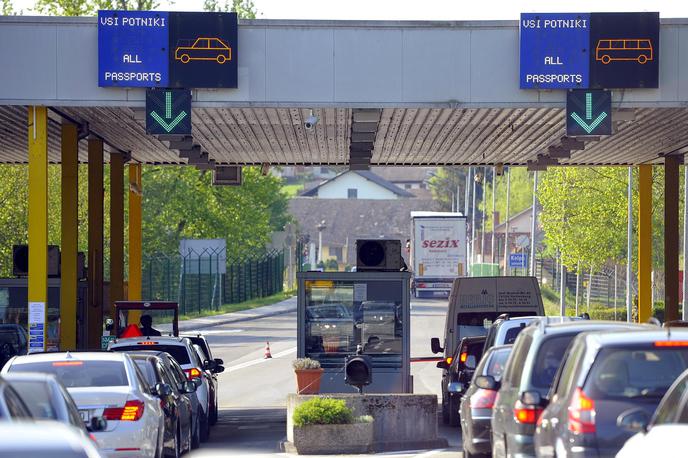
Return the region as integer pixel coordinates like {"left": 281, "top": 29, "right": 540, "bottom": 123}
{"left": 560, "top": 264, "right": 567, "bottom": 316}
{"left": 465, "top": 168, "right": 472, "bottom": 274}
{"left": 575, "top": 260, "right": 581, "bottom": 315}
{"left": 480, "top": 167, "right": 486, "bottom": 264}
{"left": 491, "top": 166, "right": 496, "bottom": 265}
{"left": 504, "top": 167, "right": 511, "bottom": 276}
{"left": 471, "top": 171, "right": 477, "bottom": 270}
{"left": 529, "top": 170, "right": 538, "bottom": 277}
{"left": 627, "top": 167, "right": 633, "bottom": 322}
{"left": 684, "top": 164, "right": 688, "bottom": 320}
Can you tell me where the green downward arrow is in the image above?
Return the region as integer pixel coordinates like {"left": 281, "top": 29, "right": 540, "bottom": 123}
{"left": 570, "top": 92, "right": 607, "bottom": 134}
{"left": 150, "top": 91, "right": 188, "bottom": 133}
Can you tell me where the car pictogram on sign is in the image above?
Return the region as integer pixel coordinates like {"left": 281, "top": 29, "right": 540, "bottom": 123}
{"left": 174, "top": 37, "right": 232, "bottom": 64}
{"left": 595, "top": 38, "right": 653, "bottom": 65}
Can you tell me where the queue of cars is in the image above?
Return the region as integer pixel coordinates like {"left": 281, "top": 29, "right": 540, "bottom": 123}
{"left": 438, "top": 311, "right": 688, "bottom": 457}
{"left": 0, "top": 329, "right": 224, "bottom": 457}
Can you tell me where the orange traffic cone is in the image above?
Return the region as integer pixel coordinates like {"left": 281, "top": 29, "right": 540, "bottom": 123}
{"left": 264, "top": 341, "right": 273, "bottom": 359}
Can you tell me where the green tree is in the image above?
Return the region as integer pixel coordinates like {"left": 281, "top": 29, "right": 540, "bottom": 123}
{"left": 203, "top": 0, "right": 257, "bottom": 17}
{"left": 33, "top": 0, "right": 157, "bottom": 16}
{"left": 481, "top": 167, "right": 534, "bottom": 229}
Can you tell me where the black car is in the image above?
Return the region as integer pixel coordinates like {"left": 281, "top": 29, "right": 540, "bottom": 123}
{"left": 0, "top": 376, "right": 33, "bottom": 420}
{"left": 489, "top": 319, "right": 645, "bottom": 458}
{"left": 460, "top": 344, "right": 512, "bottom": 458}
{"left": 438, "top": 335, "right": 485, "bottom": 426}
{"left": 535, "top": 328, "right": 688, "bottom": 458}
{"left": 0, "top": 324, "right": 28, "bottom": 369}
{"left": 482, "top": 314, "right": 540, "bottom": 355}
{"left": 127, "top": 352, "right": 198, "bottom": 457}
{"left": 184, "top": 334, "right": 224, "bottom": 425}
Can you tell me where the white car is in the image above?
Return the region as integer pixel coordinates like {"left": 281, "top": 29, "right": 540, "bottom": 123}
{"left": 2, "top": 351, "right": 164, "bottom": 458}
{"left": 0, "top": 421, "right": 104, "bottom": 457}
{"left": 109, "top": 336, "right": 212, "bottom": 441}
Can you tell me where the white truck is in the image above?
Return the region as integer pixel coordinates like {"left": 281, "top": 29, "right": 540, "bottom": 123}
{"left": 410, "top": 211, "right": 467, "bottom": 298}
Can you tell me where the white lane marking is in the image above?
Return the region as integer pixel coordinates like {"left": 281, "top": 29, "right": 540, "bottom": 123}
{"left": 228, "top": 347, "right": 296, "bottom": 372}
{"left": 184, "top": 329, "right": 243, "bottom": 335}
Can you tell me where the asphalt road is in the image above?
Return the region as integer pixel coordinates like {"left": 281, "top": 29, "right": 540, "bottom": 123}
{"left": 189, "top": 297, "right": 462, "bottom": 456}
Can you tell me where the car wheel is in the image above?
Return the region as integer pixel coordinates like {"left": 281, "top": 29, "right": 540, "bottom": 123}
{"left": 200, "top": 410, "right": 210, "bottom": 442}
{"left": 441, "top": 396, "right": 449, "bottom": 425}
{"left": 449, "top": 396, "right": 460, "bottom": 427}
{"left": 180, "top": 54, "right": 190, "bottom": 64}
{"left": 185, "top": 415, "right": 193, "bottom": 453}
{"left": 165, "top": 425, "right": 181, "bottom": 458}
{"left": 209, "top": 396, "right": 218, "bottom": 425}
{"left": 191, "top": 410, "right": 201, "bottom": 449}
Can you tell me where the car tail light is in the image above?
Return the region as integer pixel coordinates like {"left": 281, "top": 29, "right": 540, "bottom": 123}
{"left": 514, "top": 400, "right": 543, "bottom": 424}
{"left": 103, "top": 400, "right": 145, "bottom": 421}
{"left": 184, "top": 367, "right": 202, "bottom": 379}
{"left": 568, "top": 388, "right": 596, "bottom": 434}
{"left": 445, "top": 357, "right": 453, "bottom": 365}
{"left": 460, "top": 352, "right": 468, "bottom": 363}
{"left": 417, "top": 283, "right": 427, "bottom": 288}
{"left": 654, "top": 341, "right": 688, "bottom": 347}
{"left": 470, "top": 389, "right": 497, "bottom": 409}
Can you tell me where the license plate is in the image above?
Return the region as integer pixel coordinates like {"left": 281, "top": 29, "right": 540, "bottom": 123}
{"left": 79, "top": 410, "right": 90, "bottom": 422}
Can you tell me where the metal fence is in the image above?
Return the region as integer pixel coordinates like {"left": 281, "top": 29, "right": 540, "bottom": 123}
{"left": 142, "top": 248, "right": 285, "bottom": 315}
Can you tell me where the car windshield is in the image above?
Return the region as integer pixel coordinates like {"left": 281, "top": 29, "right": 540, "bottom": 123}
{"left": 9, "top": 361, "right": 129, "bottom": 387}
{"left": 10, "top": 380, "right": 57, "bottom": 419}
{"left": 531, "top": 334, "right": 576, "bottom": 390}
{"left": 585, "top": 346, "right": 688, "bottom": 400}
{"left": 486, "top": 348, "right": 512, "bottom": 381}
{"left": 112, "top": 345, "right": 190, "bottom": 365}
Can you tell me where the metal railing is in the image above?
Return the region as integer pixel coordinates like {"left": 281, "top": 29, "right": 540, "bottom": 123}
{"left": 142, "top": 248, "right": 284, "bottom": 315}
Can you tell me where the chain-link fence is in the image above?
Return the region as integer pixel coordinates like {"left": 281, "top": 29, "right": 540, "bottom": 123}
{"left": 142, "top": 248, "right": 284, "bottom": 315}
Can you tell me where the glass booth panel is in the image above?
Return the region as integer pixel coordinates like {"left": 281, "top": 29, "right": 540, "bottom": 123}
{"left": 304, "top": 279, "right": 403, "bottom": 368}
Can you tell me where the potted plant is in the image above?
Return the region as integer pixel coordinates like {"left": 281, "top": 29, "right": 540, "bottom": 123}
{"left": 291, "top": 398, "right": 374, "bottom": 454}
{"left": 292, "top": 357, "right": 323, "bottom": 394}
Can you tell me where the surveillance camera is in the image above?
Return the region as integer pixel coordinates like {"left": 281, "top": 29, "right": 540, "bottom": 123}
{"left": 304, "top": 110, "right": 318, "bottom": 130}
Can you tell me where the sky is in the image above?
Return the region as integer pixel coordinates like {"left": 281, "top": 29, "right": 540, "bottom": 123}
{"left": 11, "top": 0, "right": 688, "bottom": 18}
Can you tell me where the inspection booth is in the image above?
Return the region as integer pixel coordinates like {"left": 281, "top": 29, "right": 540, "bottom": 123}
{"left": 297, "top": 271, "right": 412, "bottom": 393}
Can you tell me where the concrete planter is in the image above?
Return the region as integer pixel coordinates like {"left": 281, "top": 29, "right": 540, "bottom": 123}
{"left": 294, "top": 368, "right": 323, "bottom": 394}
{"left": 292, "top": 422, "right": 374, "bottom": 455}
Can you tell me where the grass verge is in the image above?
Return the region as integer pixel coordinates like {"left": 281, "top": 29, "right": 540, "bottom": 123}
{"left": 178, "top": 290, "right": 295, "bottom": 321}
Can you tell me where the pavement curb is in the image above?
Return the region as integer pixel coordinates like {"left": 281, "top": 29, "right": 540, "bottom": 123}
{"left": 175, "top": 296, "right": 297, "bottom": 332}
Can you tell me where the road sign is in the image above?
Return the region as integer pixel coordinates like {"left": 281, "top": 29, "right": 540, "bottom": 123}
{"left": 146, "top": 89, "right": 192, "bottom": 135}
{"left": 509, "top": 253, "right": 528, "bottom": 269}
{"left": 98, "top": 11, "right": 237, "bottom": 89}
{"left": 98, "top": 10, "right": 170, "bottom": 87}
{"left": 169, "top": 12, "right": 238, "bottom": 89}
{"left": 566, "top": 89, "right": 612, "bottom": 136}
{"left": 520, "top": 12, "right": 659, "bottom": 90}
{"left": 520, "top": 13, "right": 590, "bottom": 89}
{"left": 589, "top": 12, "right": 660, "bottom": 89}
{"left": 101, "top": 335, "right": 116, "bottom": 350}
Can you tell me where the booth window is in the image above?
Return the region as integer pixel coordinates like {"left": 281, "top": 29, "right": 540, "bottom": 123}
{"left": 304, "top": 280, "right": 403, "bottom": 368}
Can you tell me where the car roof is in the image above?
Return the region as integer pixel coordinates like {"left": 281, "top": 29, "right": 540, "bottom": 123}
{"left": 9, "top": 351, "right": 128, "bottom": 364}
{"left": 527, "top": 320, "right": 654, "bottom": 336}
{"left": 581, "top": 328, "right": 688, "bottom": 346}
{"left": 0, "top": 421, "right": 97, "bottom": 451}
{"left": 111, "top": 336, "right": 189, "bottom": 345}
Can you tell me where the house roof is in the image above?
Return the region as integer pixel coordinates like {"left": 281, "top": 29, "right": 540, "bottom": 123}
{"left": 370, "top": 167, "right": 436, "bottom": 183}
{"left": 289, "top": 197, "right": 440, "bottom": 247}
{"left": 300, "top": 170, "right": 416, "bottom": 198}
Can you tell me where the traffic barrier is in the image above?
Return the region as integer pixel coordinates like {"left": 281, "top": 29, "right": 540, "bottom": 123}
{"left": 264, "top": 341, "right": 272, "bottom": 359}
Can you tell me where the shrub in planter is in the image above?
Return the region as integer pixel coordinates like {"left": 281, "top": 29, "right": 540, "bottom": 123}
{"left": 292, "top": 358, "right": 323, "bottom": 394}
{"left": 293, "top": 398, "right": 353, "bottom": 426}
{"left": 292, "top": 399, "right": 374, "bottom": 455}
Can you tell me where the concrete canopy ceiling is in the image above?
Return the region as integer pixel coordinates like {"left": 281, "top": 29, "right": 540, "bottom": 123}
{"left": 0, "top": 105, "right": 686, "bottom": 166}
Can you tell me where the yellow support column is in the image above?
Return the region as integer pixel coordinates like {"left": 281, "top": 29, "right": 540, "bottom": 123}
{"left": 60, "top": 122, "right": 78, "bottom": 350}
{"left": 110, "top": 153, "right": 125, "bottom": 313}
{"left": 87, "top": 138, "right": 104, "bottom": 350}
{"left": 637, "top": 165, "right": 653, "bottom": 323}
{"left": 128, "top": 163, "right": 142, "bottom": 301}
{"left": 28, "top": 106, "right": 48, "bottom": 354}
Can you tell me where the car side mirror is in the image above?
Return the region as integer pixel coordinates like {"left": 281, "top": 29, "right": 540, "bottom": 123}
{"left": 154, "top": 382, "right": 173, "bottom": 398}
{"left": 431, "top": 337, "right": 444, "bottom": 354}
{"left": 521, "top": 390, "right": 542, "bottom": 406}
{"left": 617, "top": 408, "right": 650, "bottom": 433}
{"left": 458, "top": 370, "right": 473, "bottom": 383}
{"left": 214, "top": 358, "right": 224, "bottom": 365}
{"left": 182, "top": 381, "right": 197, "bottom": 394}
{"left": 475, "top": 375, "right": 498, "bottom": 391}
{"left": 204, "top": 359, "right": 218, "bottom": 371}
{"left": 88, "top": 416, "right": 107, "bottom": 432}
{"left": 214, "top": 364, "right": 225, "bottom": 374}
{"left": 436, "top": 360, "right": 449, "bottom": 370}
